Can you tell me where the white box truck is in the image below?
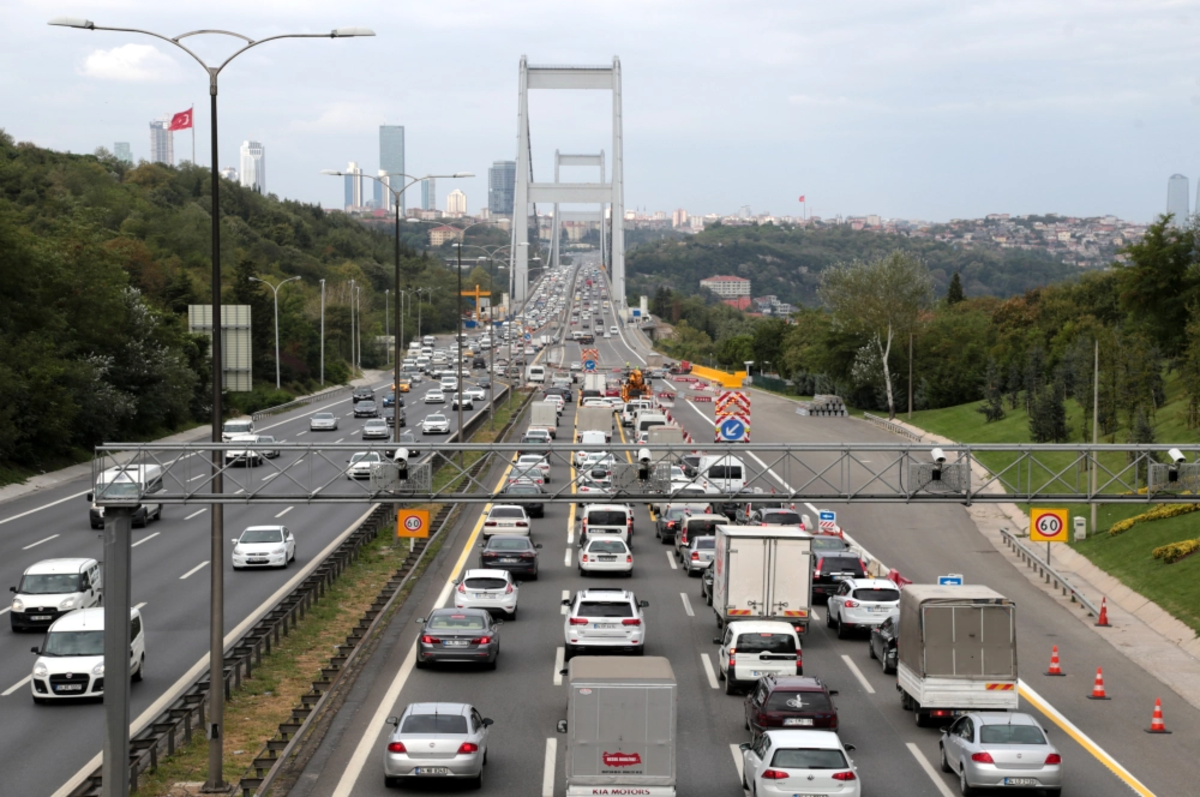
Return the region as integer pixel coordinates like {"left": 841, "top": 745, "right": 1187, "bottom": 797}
{"left": 712, "top": 525, "right": 814, "bottom": 634}
{"left": 896, "top": 584, "right": 1019, "bottom": 726}
{"left": 577, "top": 406, "right": 614, "bottom": 443}
{"left": 583, "top": 372, "right": 607, "bottom": 394}
{"left": 558, "top": 656, "right": 677, "bottom": 797}
{"left": 647, "top": 425, "right": 686, "bottom": 462}
{"left": 531, "top": 402, "right": 559, "bottom": 429}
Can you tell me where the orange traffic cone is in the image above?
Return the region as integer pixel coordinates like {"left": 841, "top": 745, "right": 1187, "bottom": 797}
{"left": 1086, "top": 667, "right": 1111, "bottom": 700}
{"left": 1046, "top": 645, "right": 1065, "bottom": 676}
{"left": 1095, "top": 597, "right": 1111, "bottom": 627}
{"left": 1145, "top": 698, "right": 1171, "bottom": 734}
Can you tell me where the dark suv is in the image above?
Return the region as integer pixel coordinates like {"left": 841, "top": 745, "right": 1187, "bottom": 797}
{"left": 811, "top": 554, "right": 867, "bottom": 603}
{"left": 744, "top": 675, "right": 839, "bottom": 738}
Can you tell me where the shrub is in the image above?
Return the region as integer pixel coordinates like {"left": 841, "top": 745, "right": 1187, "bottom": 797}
{"left": 1109, "top": 502, "right": 1200, "bottom": 535}
{"left": 1152, "top": 539, "right": 1200, "bottom": 564}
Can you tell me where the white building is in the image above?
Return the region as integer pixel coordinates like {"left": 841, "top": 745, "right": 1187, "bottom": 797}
{"left": 699, "top": 275, "right": 751, "bottom": 298}
{"left": 344, "top": 161, "right": 365, "bottom": 210}
{"left": 149, "top": 118, "right": 173, "bottom": 166}
{"left": 446, "top": 188, "right": 467, "bottom": 216}
{"left": 239, "top": 141, "right": 265, "bottom": 193}
{"left": 219, "top": 166, "right": 238, "bottom": 182}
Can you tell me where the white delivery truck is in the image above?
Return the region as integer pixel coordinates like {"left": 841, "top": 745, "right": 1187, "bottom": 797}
{"left": 558, "top": 656, "right": 677, "bottom": 797}
{"left": 647, "top": 425, "right": 686, "bottom": 462}
{"left": 712, "top": 525, "right": 814, "bottom": 634}
{"left": 576, "top": 406, "right": 614, "bottom": 443}
{"left": 897, "top": 584, "right": 1019, "bottom": 726}
{"left": 582, "top": 372, "right": 607, "bottom": 395}
{"left": 531, "top": 402, "right": 559, "bottom": 429}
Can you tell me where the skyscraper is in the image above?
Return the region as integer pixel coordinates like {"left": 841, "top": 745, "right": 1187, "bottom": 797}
{"left": 113, "top": 142, "right": 132, "bottom": 164}
{"left": 488, "top": 160, "right": 516, "bottom": 216}
{"left": 446, "top": 189, "right": 467, "bottom": 216}
{"left": 421, "top": 177, "right": 437, "bottom": 211}
{"left": 344, "top": 161, "right": 364, "bottom": 210}
{"left": 239, "top": 140, "right": 266, "bottom": 194}
{"left": 380, "top": 125, "right": 405, "bottom": 213}
{"left": 219, "top": 166, "right": 239, "bottom": 182}
{"left": 1167, "top": 174, "right": 1189, "bottom": 227}
{"left": 149, "top": 118, "right": 173, "bottom": 166}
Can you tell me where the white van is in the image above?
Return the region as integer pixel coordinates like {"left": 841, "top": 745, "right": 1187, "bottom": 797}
{"left": 579, "top": 504, "right": 634, "bottom": 547}
{"left": 635, "top": 413, "right": 670, "bottom": 439}
{"left": 88, "top": 465, "right": 165, "bottom": 529}
{"left": 30, "top": 607, "right": 146, "bottom": 703}
{"left": 221, "top": 419, "right": 255, "bottom": 442}
{"left": 714, "top": 620, "right": 802, "bottom": 694}
{"left": 699, "top": 454, "right": 748, "bottom": 492}
{"left": 422, "top": 335, "right": 436, "bottom": 346}
{"left": 9, "top": 558, "right": 102, "bottom": 631}
{"left": 527, "top": 365, "right": 547, "bottom": 384}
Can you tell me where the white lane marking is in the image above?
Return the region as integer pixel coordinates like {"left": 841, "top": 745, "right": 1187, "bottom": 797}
{"left": 179, "top": 561, "right": 210, "bottom": 580}
{"left": 262, "top": 472, "right": 278, "bottom": 481}
{"left": 542, "top": 738, "right": 557, "bottom": 797}
{"left": 22, "top": 534, "right": 60, "bottom": 550}
{"left": 133, "top": 602, "right": 147, "bottom": 611}
{"left": 184, "top": 508, "right": 207, "bottom": 520}
{"left": 700, "top": 653, "right": 720, "bottom": 689}
{"left": 905, "top": 742, "right": 957, "bottom": 797}
{"left": 840, "top": 653, "right": 876, "bottom": 694}
{"left": 665, "top": 550, "right": 678, "bottom": 570}
{"left": 729, "top": 743, "right": 746, "bottom": 788}
{"left": 553, "top": 647, "right": 565, "bottom": 686}
{"left": 680, "top": 592, "right": 695, "bottom": 617}
{"left": 132, "top": 532, "right": 160, "bottom": 548}
{"left": 0, "top": 490, "right": 91, "bottom": 527}
{"left": 188, "top": 474, "right": 206, "bottom": 482}
{"left": 0, "top": 608, "right": 9, "bottom": 617}
{"left": 334, "top": 438, "right": 345, "bottom": 443}
{"left": 810, "top": 608, "right": 821, "bottom": 624}
{"left": 296, "top": 430, "right": 307, "bottom": 436}
{"left": 2, "top": 676, "right": 31, "bottom": 697}
{"left": 564, "top": 548, "right": 573, "bottom": 568}
{"left": 344, "top": 412, "right": 353, "bottom": 417}
{"left": 275, "top": 506, "right": 293, "bottom": 519}
{"left": 561, "top": 590, "right": 570, "bottom": 615}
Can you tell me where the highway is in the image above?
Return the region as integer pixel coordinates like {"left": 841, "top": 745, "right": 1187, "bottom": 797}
{"left": 288, "top": 258, "right": 1199, "bottom": 797}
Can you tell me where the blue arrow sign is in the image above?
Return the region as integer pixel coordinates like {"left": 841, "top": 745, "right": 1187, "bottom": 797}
{"left": 819, "top": 510, "right": 836, "bottom": 524}
{"left": 938, "top": 574, "right": 964, "bottom": 586}
{"left": 718, "top": 417, "right": 746, "bottom": 441}
{"left": 524, "top": 333, "right": 532, "bottom": 341}
{"left": 584, "top": 359, "right": 597, "bottom": 371}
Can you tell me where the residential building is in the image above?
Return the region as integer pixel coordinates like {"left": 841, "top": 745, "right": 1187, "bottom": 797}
{"left": 344, "top": 161, "right": 365, "bottom": 210}
{"left": 1167, "top": 174, "right": 1189, "bottom": 227}
{"left": 113, "top": 142, "right": 132, "bottom": 164}
{"left": 239, "top": 140, "right": 265, "bottom": 193}
{"left": 149, "top": 118, "right": 173, "bottom": 166}
{"left": 488, "top": 160, "right": 516, "bottom": 216}
{"left": 422, "top": 177, "right": 437, "bottom": 211}
{"left": 671, "top": 208, "right": 688, "bottom": 228}
{"left": 699, "top": 275, "right": 751, "bottom": 298}
{"left": 219, "top": 166, "right": 238, "bottom": 182}
{"left": 429, "top": 225, "right": 463, "bottom": 246}
{"left": 446, "top": 188, "right": 467, "bottom": 216}
{"left": 379, "top": 125, "right": 405, "bottom": 213}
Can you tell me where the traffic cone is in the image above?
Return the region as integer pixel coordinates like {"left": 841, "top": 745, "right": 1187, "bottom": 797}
{"left": 1095, "top": 597, "right": 1111, "bottom": 627}
{"left": 1046, "top": 645, "right": 1065, "bottom": 676}
{"left": 1145, "top": 698, "right": 1171, "bottom": 734}
{"left": 1086, "top": 667, "right": 1110, "bottom": 700}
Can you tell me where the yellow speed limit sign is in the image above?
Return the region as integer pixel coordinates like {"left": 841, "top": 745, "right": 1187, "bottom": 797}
{"left": 1029, "top": 508, "right": 1068, "bottom": 543}
{"left": 396, "top": 509, "right": 430, "bottom": 539}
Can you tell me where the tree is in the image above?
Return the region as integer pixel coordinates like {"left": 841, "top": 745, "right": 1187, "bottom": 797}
{"left": 1116, "top": 216, "right": 1199, "bottom": 357}
{"left": 1127, "top": 406, "right": 1160, "bottom": 482}
{"left": 946, "top": 271, "right": 965, "bottom": 304}
{"left": 1029, "top": 378, "right": 1069, "bottom": 442}
{"left": 818, "top": 250, "right": 932, "bottom": 418}
{"left": 977, "top": 357, "right": 1006, "bottom": 422}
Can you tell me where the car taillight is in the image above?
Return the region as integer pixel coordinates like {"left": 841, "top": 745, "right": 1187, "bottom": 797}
{"left": 581, "top": 554, "right": 589, "bottom": 563}
{"left": 761, "top": 769, "right": 788, "bottom": 780}
{"left": 681, "top": 532, "right": 688, "bottom": 544}
{"left": 421, "top": 635, "right": 441, "bottom": 644}
{"left": 457, "top": 583, "right": 466, "bottom": 594}
{"left": 622, "top": 618, "right": 641, "bottom": 626}
{"left": 831, "top": 771, "right": 857, "bottom": 781}
{"left": 796, "top": 652, "right": 803, "bottom": 673}
{"left": 484, "top": 521, "right": 497, "bottom": 527}
{"left": 844, "top": 599, "right": 859, "bottom": 608}
{"left": 519, "top": 552, "right": 535, "bottom": 558}
{"left": 813, "top": 568, "right": 822, "bottom": 578}
{"left": 1045, "top": 753, "right": 1062, "bottom": 765}
{"left": 691, "top": 551, "right": 700, "bottom": 560}
{"left": 666, "top": 521, "right": 677, "bottom": 529}
{"left": 627, "top": 555, "right": 633, "bottom": 563}
{"left": 728, "top": 647, "right": 736, "bottom": 668}
{"left": 970, "top": 752, "right": 995, "bottom": 764}
{"left": 470, "top": 636, "right": 492, "bottom": 645}
{"left": 387, "top": 742, "right": 407, "bottom": 753}
{"left": 505, "top": 583, "right": 514, "bottom": 594}
{"left": 516, "top": 521, "right": 528, "bottom": 527}
{"left": 569, "top": 618, "right": 588, "bottom": 625}
{"left": 457, "top": 742, "right": 479, "bottom": 754}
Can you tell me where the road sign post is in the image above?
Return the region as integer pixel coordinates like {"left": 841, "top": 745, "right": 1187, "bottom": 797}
{"left": 818, "top": 509, "right": 837, "bottom": 534}
{"left": 937, "top": 574, "right": 964, "bottom": 586}
{"left": 397, "top": 508, "right": 430, "bottom": 539}
{"left": 1030, "top": 507, "right": 1068, "bottom": 566}
{"left": 714, "top": 389, "right": 751, "bottom": 442}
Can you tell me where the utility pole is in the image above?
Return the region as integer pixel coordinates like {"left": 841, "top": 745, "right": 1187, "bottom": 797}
{"left": 319, "top": 278, "right": 326, "bottom": 385}
{"left": 1091, "top": 339, "right": 1099, "bottom": 535}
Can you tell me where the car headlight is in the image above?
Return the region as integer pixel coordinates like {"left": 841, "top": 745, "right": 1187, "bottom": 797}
{"left": 12, "top": 598, "right": 24, "bottom": 612}
{"left": 59, "top": 597, "right": 77, "bottom": 611}
{"left": 33, "top": 662, "right": 48, "bottom": 678}
{"left": 92, "top": 662, "right": 105, "bottom": 676}
{"left": 272, "top": 546, "right": 286, "bottom": 555}
{"left": 232, "top": 545, "right": 242, "bottom": 554}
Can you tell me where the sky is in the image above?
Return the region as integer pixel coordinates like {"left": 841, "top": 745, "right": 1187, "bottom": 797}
{"left": 4, "top": 0, "right": 1199, "bottom": 223}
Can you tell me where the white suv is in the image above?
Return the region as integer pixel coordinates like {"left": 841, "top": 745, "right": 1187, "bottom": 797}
{"left": 825, "top": 578, "right": 902, "bottom": 639}
{"left": 579, "top": 504, "right": 634, "bottom": 547}
{"left": 562, "top": 588, "right": 649, "bottom": 658}
{"left": 31, "top": 607, "right": 146, "bottom": 703}
{"left": 483, "top": 505, "right": 531, "bottom": 537}
{"left": 713, "top": 620, "right": 802, "bottom": 695}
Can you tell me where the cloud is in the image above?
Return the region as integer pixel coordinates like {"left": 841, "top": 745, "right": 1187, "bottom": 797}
{"left": 289, "top": 100, "right": 381, "bottom": 133}
{"left": 79, "top": 44, "right": 182, "bottom": 83}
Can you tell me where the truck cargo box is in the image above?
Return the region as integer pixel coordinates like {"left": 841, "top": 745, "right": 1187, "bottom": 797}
{"left": 898, "top": 585, "right": 1016, "bottom": 680}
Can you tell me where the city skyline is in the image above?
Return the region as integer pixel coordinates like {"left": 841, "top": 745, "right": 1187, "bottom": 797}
{"left": 238, "top": 140, "right": 265, "bottom": 194}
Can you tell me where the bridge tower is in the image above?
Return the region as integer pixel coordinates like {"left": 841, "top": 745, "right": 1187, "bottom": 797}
{"left": 550, "top": 150, "right": 607, "bottom": 271}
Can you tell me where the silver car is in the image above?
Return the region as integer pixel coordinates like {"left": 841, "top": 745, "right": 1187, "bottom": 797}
{"left": 939, "top": 712, "right": 1062, "bottom": 795}
{"left": 422, "top": 413, "right": 450, "bottom": 434}
{"left": 383, "top": 702, "right": 493, "bottom": 788}
{"left": 309, "top": 411, "right": 338, "bottom": 431}
{"left": 361, "top": 418, "right": 389, "bottom": 439}
{"left": 681, "top": 535, "right": 716, "bottom": 577}
{"left": 416, "top": 607, "right": 502, "bottom": 669}
{"left": 454, "top": 569, "right": 519, "bottom": 619}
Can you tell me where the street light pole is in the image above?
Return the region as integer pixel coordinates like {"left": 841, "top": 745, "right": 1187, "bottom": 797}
{"left": 248, "top": 275, "right": 300, "bottom": 389}
{"left": 320, "top": 278, "right": 326, "bottom": 385}
{"left": 385, "top": 288, "right": 390, "bottom": 357}
{"left": 348, "top": 278, "right": 356, "bottom": 377}
{"left": 49, "top": 19, "right": 373, "bottom": 796}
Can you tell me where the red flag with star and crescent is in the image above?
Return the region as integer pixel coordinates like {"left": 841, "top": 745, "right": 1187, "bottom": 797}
{"left": 168, "top": 108, "right": 193, "bottom": 131}
{"left": 798, "top": 195, "right": 805, "bottom": 202}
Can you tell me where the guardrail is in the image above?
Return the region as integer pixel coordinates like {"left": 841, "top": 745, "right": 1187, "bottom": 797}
{"left": 862, "top": 412, "right": 923, "bottom": 442}
{"left": 998, "top": 527, "right": 1100, "bottom": 619}
{"left": 252, "top": 384, "right": 353, "bottom": 421}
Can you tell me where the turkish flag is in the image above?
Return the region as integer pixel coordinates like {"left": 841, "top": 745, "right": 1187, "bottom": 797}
{"left": 798, "top": 195, "right": 806, "bottom": 202}
{"left": 168, "top": 108, "right": 193, "bottom": 131}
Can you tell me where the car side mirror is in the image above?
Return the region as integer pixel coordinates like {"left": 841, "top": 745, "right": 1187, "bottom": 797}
{"left": 415, "top": 618, "right": 426, "bottom": 625}
{"left": 482, "top": 718, "right": 494, "bottom": 727}
{"left": 231, "top": 538, "right": 239, "bottom": 545}
{"left": 843, "top": 744, "right": 856, "bottom": 752}
{"left": 939, "top": 726, "right": 951, "bottom": 734}
{"left": 535, "top": 543, "right": 544, "bottom": 549}
{"left": 738, "top": 742, "right": 750, "bottom": 751}
{"left": 638, "top": 600, "right": 649, "bottom": 608}
{"left": 556, "top": 720, "right": 568, "bottom": 733}
{"left": 8, "top": 587, "right": 14, "bottom": 593}
{"left": 86, "top": 492, "right": 94, "bottom": 502}
{"left": 386, "top": 716, "right": 398, "bottom": 725}
{"left": 828, "top": 689, "right": 839, "bottom": 696}
{"left": 712, "top": 637, "right": 722, "bottom": 644}
{"left": 31, "top": 647, "right": 40, "bottom": 654}
{"left": 562, "top": 599, "right": 572, "bottom": 606}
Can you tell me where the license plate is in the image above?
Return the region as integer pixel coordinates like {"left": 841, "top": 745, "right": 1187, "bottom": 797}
{"left": 55, "top": 684, "right": 84, "bottom": 692}
{"left": 869, "top": 606, "right": 889, "bottom": 612}
{"left": 443, "top": 640, "right": 468, "bottom": 647}
{"left": 784, "top": 718, "right": 813, "bottom": 726}
{"left": 594, "top": 623, "right": 619, "bottom": 629}
{"left": 249, "top": 559, "right": 267, "bottom": 564}
{"left": 30, "top": 615, "right": 51, "bottom": 621}
{"left": 751, "top": 671, "right": 764, "bottom": 676}
{"left": 500, "top": 558, "right": 518, "bottom": 563}
{"left": 599, "top": 556, "right": 617, "bottom": 562}
{"left": 473, "top": 593, "right": 485, "bottom": 599}
{"left": 1003, "top": 778, "right": 1038, "bottom": 787}
{"left": 414, "top": 767, "right": 450, "bottom": 775}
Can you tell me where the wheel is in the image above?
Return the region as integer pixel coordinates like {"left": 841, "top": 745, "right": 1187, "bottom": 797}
{"left": 959, "top": 766, "right": 976, "bottom": 796}
{"left": 884, "top": 657, "right": 896, "bottom": 675}
{"left": 508, "top": 608, "right": 517, "bottom": 621}
{"left": 837, "top": 619, "right": 850, "bottom": 640}
{"left": 915, "top": 707, "right": 928, "bottom": 727}
{"left": 686, "top": 567, "right": 698, "bottom": 578}
{"left": 134, "top": 511, "right": 147, "bottom": 529}
{"left": 33, "top": 696, "right": 46, "bottom": 705}
{"left": 940, "top": 744, "right": 952, "bottom": 773}
{"left": 483, "top": 748, "right": 488, "bottom": 765}
{"left": 528, "top": 571, "right": 538, "bottom": 581}
{"left": 133, "top": 655, "right": 145, "bottom": 682}
{"left": 469, "top": 770, "right": 483, "bottom": 790}
{"left": 744, "top": 716, "right": 750, "bottom": 730}
{"left": 415, "top": 656, "right": 427, "bottom": 670}
{"left": 705, "top": 591, "right": 713, "bottom": 607}
{"left": 869, "top": 640, "right": 878, "bottom": 659}
{"left": 579, "top": 567, "right": 587, "bottom": 577}
{"left": 724, "top": 675, "right": 737, "bottom": 695}
{"left": 826, "top": 609, "right": 836, "bottom": 629}
{"left": 154, "top": 506, "right": 163, "bottom": 521}
{"left": 486, "top": 656, "right": 498, "bottom": 671}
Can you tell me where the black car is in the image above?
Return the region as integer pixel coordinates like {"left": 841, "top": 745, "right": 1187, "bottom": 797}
{"left": 473, "top": 357, "right": 487, "bottom": 369}
{"left": 384, "top": 409, "right": 406, "bottom": 427}
{"left": 478, "top": 378, "right": 492, "bottom": 389}
{"left": 869, "top": 613, "right": 899, "bottom": 674}
{"left": 479, "top": 534, "right": 541, "bottom": 578}
{"left": 353, "top": 400, "right": 379, "bottom": 418}
{"left": 502, "top": 481, "right": 545, "bottom": 518}
{"left": 811, "top": 553, "right": 867, "bottom": 603}
{"left": 744, "top": 675, "right": 839, "bottom": 738}
{"left": 700, "top": 561, "right": 714, "bottom": 605}
{"left": 352, "top": 387, "right": 374, "bottom": 404}
{"left": 655, "top": 506, "right": 689, "bottom": 543}
{"left": 714, "top": 490, "right": 775, "bottom": 522}
{"left": 679, "top": 454, "right": 704, "bottom": 479}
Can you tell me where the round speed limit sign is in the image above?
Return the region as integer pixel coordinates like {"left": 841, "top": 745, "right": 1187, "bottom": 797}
{"left": 1029, "top": 508, "right": 1069, "bottom": 543}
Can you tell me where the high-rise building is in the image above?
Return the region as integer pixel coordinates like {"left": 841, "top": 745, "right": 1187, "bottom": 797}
{"left": 671, "top": 209, "right": 688, "bottom": 228}
{"left": 113, "top": 142, "right": 132, "bottom": 164}
{"left": 1167, "top": 174, "right": 1190, "bottom": 227}
{"left": 488, "top": 160, "right": 516, "bottom": 216}
{"left": 219, "top": 166, "right": 238, "bottom": 182}
{"left": 149, "top": 118, "right": 173, "bottom": 166}
{"left": 699, "top": 275, "right": 751, "bottom": 298}
{"left": 239, "top": 140, "right": 265, "bottom": 193}
{"left": 421, "top": 177, "right": 437, "bottom": 211}
{"left": 446, "top": 189, "right": 467, "bottom": 216}
{"left": 344, "top": 161, "right": 364, "bottom": 210}
{"left": 380, "top": 125, "right": 405, "bottom": 213}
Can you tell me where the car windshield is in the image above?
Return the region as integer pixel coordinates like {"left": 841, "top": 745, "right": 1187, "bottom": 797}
{"left": 42, "top": 630, "right": 105, "bottom": 656}
{"left": 770, "top": 748, "right": 848, "bottom": 770}
{"left": 19, "top": 574, "right": 82, "bottom": 594}
{"left": 766, "top": 690, "right": 833, "bottom": 711}
{"left": 812, "top": 538, "right": 849, "bottom": 551}
{"left": 314, "top": 413, "right": 334, "bottom": 421}
{"left": 241, "top": 529, "right": 283, "bottom": 543}
{"left": 351, "top": 453, "right": 380, "bottom": 464}
{"left": 517, "top": 457, "right": 544, "bottom": 465}
{"left": 427, "top": 613, "right": 487, "bottom": 631}
{"left": 586, "top": 540, "right": 628, "bottom": 554}
{"left": 665, "top": 508, "right": 689, "bottom": 520}
{"left": 762, "top": 511, "right": 802, "bottom": 525}
{"left": 695, "top": 538, "right": 716, "bottom": 550}
{"left": 578, "top": 601, "right": 634, "bottom": 617}
{"left": 820, "top": 557, "right": 864, "bottom": 575}
{"left": 464, "top": 577, "right": 508, "bottom": 590}
{"left": 506, "top": 485, "right": 540, "bottom": 495}
{"left": 587, "top": 511, "right": 628, "bottom": 526}
{"left": 736, "top": 633, "right": 796, "bottom": 654}
{"left": 427, "top": 415, "right": 446, "bottom": 422}
{"left": 401, "top": 714, "right": 468, "bottom": 734}
{"left": 224, "top": 422, "right": 252, "bottom": 434}
{"left": 853, "top": 588, "right": 901, "bottom": 602}
{"left": 687, "top": 519, "right": 721, "bottom": 535}
{"left": 490, "top": 508, "right": 526, "bottom": 519}
{"left": 358, "top": 401, "right": 376, "bottom": 408}
{"left": 979, "top": 724, "right": 1047, "bottom": 745}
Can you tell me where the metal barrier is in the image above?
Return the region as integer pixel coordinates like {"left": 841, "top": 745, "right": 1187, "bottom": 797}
{"left": 252, "top": 384, "right": 353, "bottom": 421}
{"left": 998, "top": 527, "right": 1100, "bottom": 618}
{"left": 862, "top": 412, "right": 923, "bottom": 442}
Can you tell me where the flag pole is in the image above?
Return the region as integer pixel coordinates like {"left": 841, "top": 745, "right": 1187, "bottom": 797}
{"left": 191, "top": 105, "right": 195, "bottom": 166}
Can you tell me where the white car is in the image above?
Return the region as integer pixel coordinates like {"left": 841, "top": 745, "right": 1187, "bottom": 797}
{"left": 562, "top": 588, "right": 648, "bottom": 658}
{"left": 454, "top": 569, "right": 519, "bottom": 619}
{"left": 31, "top": 607, "right": 145, "bottom": 703}
{"left": 542, "top": 395, "right": 564, "bottom": 415}
{"left": 425, "top": 389, "right": 446, "bottom": 404}
{"left": 451, "top": 394, "right": 474, "bottom": 410}
{"left": 346, "top": 451, "right": 382, "bottom": 479}
{"left": 740, "top": 730, "right": 860, "bottom": 797}
{"left": 579, "top": 538, "right": 633, "bottom": 576}
{"left": 232, "top": 525, "right": 296, "bottom": 569}
{"left": 716, "top": 621, "right": 803, "bottom": 694}
{"left": 422, "top": 413, "right": 451, "bottom": 434}
{"left": 483, "top": 505, "right": 531, "bottom": 537}
{"left": 309, "top": 412, "right": 338, "bottom": 431}
{"left": 465, "top": 387, "right": 486, "bottom": 402}
{"left": 825, "top": 578, "right": 902, "bottom": 639}
{"left": 514, "top": 454, "right": 551, "bottom": 482}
